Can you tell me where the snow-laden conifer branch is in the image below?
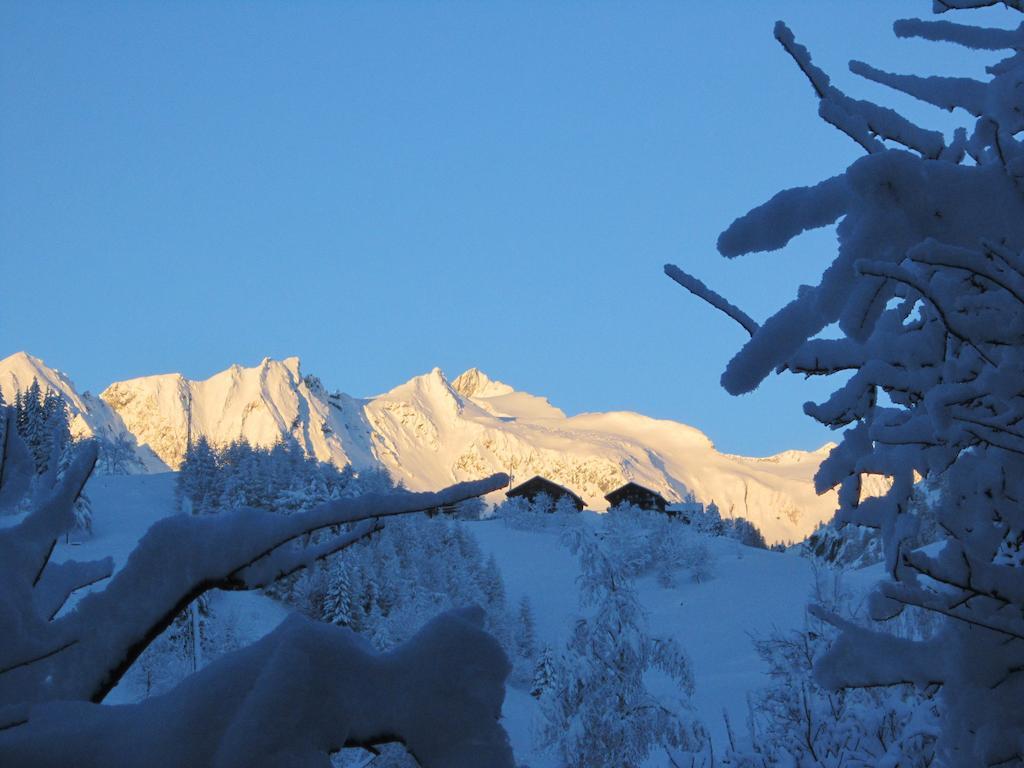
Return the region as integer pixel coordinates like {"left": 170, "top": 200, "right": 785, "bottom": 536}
{"left": 850, "top": 60, "right": 988, "bottom": 116}
{"left": 228, "top": 519, "right": 383, "bottom": 588}
{"left": 670, "top": 5, "right": 1024, "bottom": 762}
{"left": 663, "top": 264, "right": 759, "bottom": 337}
{"left": 895, "top": 17, "right": 1024, "bottom": 49}
{"left": 0, "top": 607, "right": 514, "bottom": 768}
{"left": 774, "top": 21, "right": 946, "bottom": 158}
{"left": 0, "top": 415, "right": 513, "bottom": 763}
{"left": 35, "top": 557, "right": 115, "bottom": 621}
{"left": 932, "top": 0, "right": 1024, "bottom": 13}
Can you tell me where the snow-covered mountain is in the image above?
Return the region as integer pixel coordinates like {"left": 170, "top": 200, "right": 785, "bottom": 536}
{"left": 0, "top": 351, "right": 862, "bottom": 543}
{"left": 0, "top": 352, "right": 167, "bottom": 472}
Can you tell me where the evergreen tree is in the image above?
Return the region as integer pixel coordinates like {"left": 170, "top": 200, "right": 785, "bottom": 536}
{"left": 323, "top": 564, "right": 355, "bottom": 628}
{"left": 20, "top": 379, "right": 49, "bottom": 473}
{"left": 515, "top": 595, "right": 536, "bottom": 662}
{"left": 531, "top": 644, "right": 556, "bottom": 699}
{"left": 541, "top": 527, "right": 708, "bottom": 767}
{"left": 480, "top": 554, "right": 506, "bottom": 611}
{"left": 177, "top": 436, "right": 219, "bottom": 514}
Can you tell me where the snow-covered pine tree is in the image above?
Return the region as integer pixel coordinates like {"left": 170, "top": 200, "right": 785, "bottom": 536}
{"left": 531, "top": 644, "right": 557, "bottom": 699}
{"left": 323, "top": 561, "right": 356, "bottom": 629}
{"left": 541, "top": 526, "right": 709, "bottom": 767}
{"left": 176, "top": 435, "right": 219, "bottom": 514}
{"left": 19, "top": 379, "right": 48, "bottom": 473}
{"left": 667, "top": 6, "right": 1024, "bottom": 765}
{"left": 514, "top": 595, "right": 536, "bottom": 663}
{"left": 480, "top": 553, "right": 506, "bottom": 610}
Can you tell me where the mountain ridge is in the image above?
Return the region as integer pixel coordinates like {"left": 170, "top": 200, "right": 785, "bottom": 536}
{"left": 0, "top": 351, "right": 861, "bottom": 543}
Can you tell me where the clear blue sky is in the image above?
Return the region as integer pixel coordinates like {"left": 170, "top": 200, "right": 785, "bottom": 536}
{"left": 1, "top": 2, "right": 1012, "bottom": 455}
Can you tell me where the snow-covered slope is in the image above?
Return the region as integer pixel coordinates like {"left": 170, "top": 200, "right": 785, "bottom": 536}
{"left": 3, "top": 351, "right": 854, "bottom": 543}
{"left": 66, "top": 474, "right": 853, "bottom": 761}
{"left": 365, "top": 367, "right": 852, "bottom": 543}
{"left": 0, "top": 352, "right": 167, "bottom": 472}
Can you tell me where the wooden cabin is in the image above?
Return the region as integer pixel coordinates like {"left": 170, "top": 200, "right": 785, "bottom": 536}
{"left": 506, "top": 475, "right": 585, "bottom": 512}
{"left": 604, "top": 482, "right": 669, "bottom": 513}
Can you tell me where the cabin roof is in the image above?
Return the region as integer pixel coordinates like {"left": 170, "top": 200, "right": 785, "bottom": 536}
{"left": 603, "top": 481, "right": 669, "bottom": 506}
{"left": 506, "top": 475, "right": 584, "bottom": 505}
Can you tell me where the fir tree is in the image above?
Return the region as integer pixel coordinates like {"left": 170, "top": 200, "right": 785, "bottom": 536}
{"left": 541, "top": 526, "right": 708, "bottom": 767}
{"left": 480, "top": 554, "right": 506, "bottom": 611}
{"left": 323, "top": 564, "right": 355, "bottom": 628}
{"left": 530, "top": 644, "right": 556, "bottom": 699}
{"left": 515, "top": 595, "right": 536, "bottom": 662}
{"left": 177, "top": 436, "right": 219, "bottom": 514}
{"left": 20, "top": 379, "right": 48, "bottom": 473}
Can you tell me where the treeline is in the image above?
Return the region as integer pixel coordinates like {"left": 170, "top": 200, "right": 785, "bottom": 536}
{"left": 176, "top": 435, "right": 394, "bottom": 515}
{"left": 1, "top": 379, "right": 72, "bottom": 476}
{"left": 0, "top": 379, "right": 91, "bottom": 532}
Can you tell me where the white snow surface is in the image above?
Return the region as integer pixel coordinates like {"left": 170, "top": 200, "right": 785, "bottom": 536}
{"left": 65, "top": 474, "right": 854, "bottom": 765}
{"left": 1, "top": 351, "right": 862, "bottom": 544}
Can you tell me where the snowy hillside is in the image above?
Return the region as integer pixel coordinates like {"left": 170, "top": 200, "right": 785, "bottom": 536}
{"left": 1, "top": 351, "right": 860, "bottom": 543}
{"left": 64, "top": 473, "right": 832, "bottom": 763}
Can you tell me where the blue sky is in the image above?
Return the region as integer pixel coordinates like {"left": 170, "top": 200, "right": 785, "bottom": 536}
{"left": 1, "top": 2, "right": 1013, "bottom": 455}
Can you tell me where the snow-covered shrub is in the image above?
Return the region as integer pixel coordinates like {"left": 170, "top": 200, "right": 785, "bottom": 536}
{"left": 96, "top": 431, "right": 144, "bottom": 475}
{"left": 667, "top": 7, "right": 1024, "bottom": 764}
{"left": 540, "top": 525, "right": 710, "bottom": 767}
{"left": 602, "top": 504, "right": 716, "bottom": 585}
{"left": 498, "top": 493, "right": 583, "bottom": 532}
{"left": 727, "top": 567, "right": 938, "bottom": 767}
{"left": 0, "top": 409, "right": 514, "bottom": 766}
{"left": 532, "top": 490, "right": 554, "bottom": 515}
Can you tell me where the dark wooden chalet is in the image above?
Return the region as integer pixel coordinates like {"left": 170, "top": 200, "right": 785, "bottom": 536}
{"left": 506, "top": 475, "right": 585, "bottom": 512}
{"left": 604, "top": 482, "right": 669, "bottom": 513}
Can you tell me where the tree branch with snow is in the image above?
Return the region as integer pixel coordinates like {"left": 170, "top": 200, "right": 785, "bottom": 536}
{"left": 667, "top": 5, "right": 1024, "bottom": 765}
{"left": 0, "top": 412, "right": 513, "bottom": 765}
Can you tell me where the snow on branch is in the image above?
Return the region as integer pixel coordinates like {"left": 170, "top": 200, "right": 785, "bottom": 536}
{"left": 669, "top": 6, "right": 1024, "bottom": 762}
{"left": 0, "top": 416, "right": 515, "bottom": 765}
{"left": 663, "top": 264, "right": 759, "bottom": 337}
{"left": 0, "top": 608, "right": 514, "bottom": 768}
{"left": 716, "top": 174, "right": 848, "bottom": 257}
{"left": 45, "top": 473, "right": 509, "bottom": 704}
{"left": 34, "top": 557, "right": 114, "bottom": 621}
{"left": 775, "top": 21, "right": 946, "bottom": 158}
{"left": 895, "top": 17, "right": 1024, "bottom": 50}
{"left": 809, "top": 605, "right": 946, "bottom": 690}
{"left": 230, "top": 519, "right": 383, "bottom": 588}
{"left": 849, "top": 60, "right": 988, "bottom": 116}
{"left": 932, "top": 0, "right": 1024, "bottom": 13}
